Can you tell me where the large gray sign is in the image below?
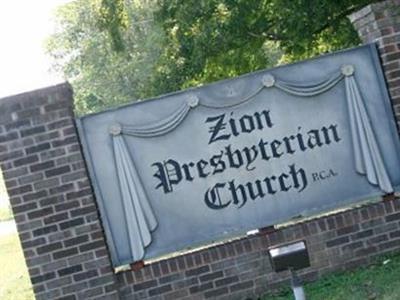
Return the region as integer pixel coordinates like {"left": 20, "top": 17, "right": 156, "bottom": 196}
{"left": 77, "top": 44, "right": 400, "bottom": 267}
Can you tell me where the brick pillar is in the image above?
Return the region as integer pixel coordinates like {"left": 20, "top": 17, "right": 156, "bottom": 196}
{"left": 0, "top": 84, "right": 119, "bottom": 300}
{"left": 349, "top": 0, "right": 400, "bottom": 125}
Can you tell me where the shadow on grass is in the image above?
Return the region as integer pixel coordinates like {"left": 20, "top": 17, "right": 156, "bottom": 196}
{"left": 262, "top": 253, "right": 400, "bottom": 300}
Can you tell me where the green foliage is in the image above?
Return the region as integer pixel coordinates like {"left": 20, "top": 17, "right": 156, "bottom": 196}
{"left": 264, "top": 254, "right": 400, "bottom": 300}
{"left": 46, "top": 0, "right": 164, "bottom": 115}
{"left": 97, "top": 0, "right": 128, "bottom": 52}
{"left": 153, "top": 0, "right": 376, "bottom": 91}
{"left": 151, "top": 1, "right": 283, "bottom": 94}
{"left": 47, "top": 0, "right": 379, "bottom": 114}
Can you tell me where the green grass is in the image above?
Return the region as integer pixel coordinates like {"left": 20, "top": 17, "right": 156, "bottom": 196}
{"left": 0, "top": 205, "right": 13, "bottom": 221}
{"left": 0, "top": 233, "right": 34, "bottom": 300}
{"left": 0, "top": 230, "right": 399, "bottom": 300}
{"left": 263, "top": 254, "right": 400, "bottom": 300}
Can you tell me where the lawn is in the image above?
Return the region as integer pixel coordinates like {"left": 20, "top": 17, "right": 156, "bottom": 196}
{"left": 264, "top": 253, "right": 400, "bottom": 300}
{"left": 0, "top": 233, "right": 34, "bottom": 300}
{"left": 0, "top": 205, "right": 12, "bottom": 221}
{"left": 0, "top": 230, "right": 399, "bottom": 300}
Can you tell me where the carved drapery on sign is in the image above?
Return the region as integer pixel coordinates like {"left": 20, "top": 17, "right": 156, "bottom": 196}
{"left": 262, "top": 65, "right": 393, "bottom": 194}
{"left": 111, "top": 131, "right": 157, "bottom": 261}
{"left": 110, "top": 65, "right": 393, "bottom": 262}
{"left": 120, "top": 98, "right": 197, "bottom": 137}
{"left": 343, "top": 69, "right": 393, "bottom": 193}
{"left": 109, "top": 98, "right": 198, "bottom": 261}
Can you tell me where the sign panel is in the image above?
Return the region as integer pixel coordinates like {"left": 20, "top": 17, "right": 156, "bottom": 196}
{"left": 77, "top": 44, "right": 400, "bottom": 267}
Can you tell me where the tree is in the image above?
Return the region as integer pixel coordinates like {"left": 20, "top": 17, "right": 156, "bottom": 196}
{"left": 151, "top": 0, "right": 379, "bottom": 93}
{"left": 47, "top": 0, "right": 380, "bottom": 114}
{"left": 46, "top": 0, "right": 164, "bottom": 115}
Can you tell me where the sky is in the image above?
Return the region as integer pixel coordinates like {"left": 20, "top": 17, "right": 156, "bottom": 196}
{"left": 0, "top": 0, "right": 72, "bottom": 99}
{"left": 0, "top": 0, "right": 71, "bottom": 204}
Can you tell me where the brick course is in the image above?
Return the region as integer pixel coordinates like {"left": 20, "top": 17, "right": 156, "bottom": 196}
{"left": 349, "top": 0, "right": 400, "bottom": 125}
{"left": 1, "top": 1, "right": 400, "bottom": 299}
{"left": 0, "top": 84, "right": 119, "bottom": 300}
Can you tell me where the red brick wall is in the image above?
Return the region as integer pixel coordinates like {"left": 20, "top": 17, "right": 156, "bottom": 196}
{"left": 350, "top": 0, "right": 400, "bottom": 126}
{"left": 115, "top": 199, "right": 400, "bottom": 300}
{"left": 0, "top": 85, "right": 119, "bottom": 300}
{"left": 1, "top": 1, "right": 400, "bottom": 300}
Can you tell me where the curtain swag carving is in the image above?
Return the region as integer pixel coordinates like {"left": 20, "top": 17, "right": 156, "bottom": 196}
{"left": 112, "top": 133, "right": 158, "bottom": 261}
{"left": 110, "top": 64, "right": 393, "bottom": 262}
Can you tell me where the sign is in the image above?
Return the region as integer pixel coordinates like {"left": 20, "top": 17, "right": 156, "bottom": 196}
{"left": 77, "top": 44, "right": 400, "bottom": 267}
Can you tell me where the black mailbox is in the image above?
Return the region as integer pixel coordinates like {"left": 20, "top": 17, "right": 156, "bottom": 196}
{"left": 268, "top": 241, "right": 310, "bottom": 272}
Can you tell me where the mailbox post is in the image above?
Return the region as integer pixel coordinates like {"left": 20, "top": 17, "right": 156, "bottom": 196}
{"left": 268, "top": 241, "right": 310, "bottom": 300}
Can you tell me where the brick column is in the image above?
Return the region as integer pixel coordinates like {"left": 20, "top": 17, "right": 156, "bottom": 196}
{"left": 0, "top": 84, "right": 119, "bottom": 300}
{"left": 349, "top": 0, "right": 400, "bottom": 125}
